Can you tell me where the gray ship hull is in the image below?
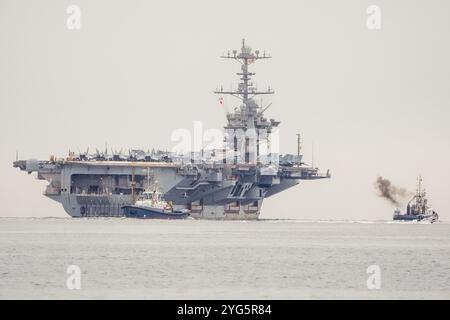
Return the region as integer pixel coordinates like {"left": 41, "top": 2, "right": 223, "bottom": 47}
{"left": 13, "top": 158, "right": 327, "bottom": 219}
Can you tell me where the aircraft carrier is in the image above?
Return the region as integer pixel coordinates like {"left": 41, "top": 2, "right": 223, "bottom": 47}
{"left": 13, "top": 40, "right": 330, "bottom": 219}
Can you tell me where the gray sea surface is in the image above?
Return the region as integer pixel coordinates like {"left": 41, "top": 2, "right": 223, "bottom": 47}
{"left": 0, "top": 217, "right": 449, "bottom": 299}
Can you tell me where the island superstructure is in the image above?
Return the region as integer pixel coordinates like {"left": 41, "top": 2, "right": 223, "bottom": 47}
{"left": 13, "top": 40, "right": 330, "bottom": 219}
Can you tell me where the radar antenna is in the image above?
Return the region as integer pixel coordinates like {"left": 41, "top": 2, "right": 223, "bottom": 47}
{"left": 215, "top": 39, "right": 278, "bottom": 165}
{"left": 214, "top": 39, "right": 274, "bottom": 106}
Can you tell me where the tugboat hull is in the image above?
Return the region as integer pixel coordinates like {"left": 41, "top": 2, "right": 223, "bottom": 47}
{"left": 393, "top": 213, "right": 439, "bottom": 222}
{"left": 122, "top": 206, "right": 189, "bottom": 219}
{"left": 393, "top": 214, "right": 426, "bottom": 221}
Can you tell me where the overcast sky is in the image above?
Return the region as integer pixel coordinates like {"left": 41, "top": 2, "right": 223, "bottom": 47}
{"left": 1, "top": 0, "right": 449, "bottom": 220}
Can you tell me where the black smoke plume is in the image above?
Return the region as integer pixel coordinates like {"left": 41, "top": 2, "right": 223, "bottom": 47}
{"left": 375, "top": 176, "right": 409, "bottom": 207}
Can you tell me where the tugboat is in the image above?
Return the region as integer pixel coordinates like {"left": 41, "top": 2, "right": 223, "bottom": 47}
{"left": 122, "top": 188, "right": 190, "bottom": 219}
{"left": 393, "top": 176, "right": 439, "bottom": 223}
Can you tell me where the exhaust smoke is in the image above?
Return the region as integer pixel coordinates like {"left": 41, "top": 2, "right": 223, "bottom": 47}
{"left": 375, "top": 176, "right": 409, "bottom": 207}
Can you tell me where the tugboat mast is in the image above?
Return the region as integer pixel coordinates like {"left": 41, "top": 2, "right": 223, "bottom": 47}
{"left": 417, "top": 175, "right": 422, "bottom": 195}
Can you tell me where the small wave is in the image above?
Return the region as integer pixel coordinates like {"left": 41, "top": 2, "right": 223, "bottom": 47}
{"left": 258, "top": 218, "right": 447, "bottom": 224}
{"left": 0, "top": 216, "right": 445, "bottom": 224}
{"left": 0, "top": 216, "right": 70, "bottom": 220}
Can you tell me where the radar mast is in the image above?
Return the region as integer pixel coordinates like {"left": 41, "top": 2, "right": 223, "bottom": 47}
{"left": 215, "top": 39, "right": 279, "bottom": 165}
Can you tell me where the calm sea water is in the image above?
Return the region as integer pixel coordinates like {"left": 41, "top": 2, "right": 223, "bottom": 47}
{"left": 0, "top": 218, "right": 449, "bottom": 299}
